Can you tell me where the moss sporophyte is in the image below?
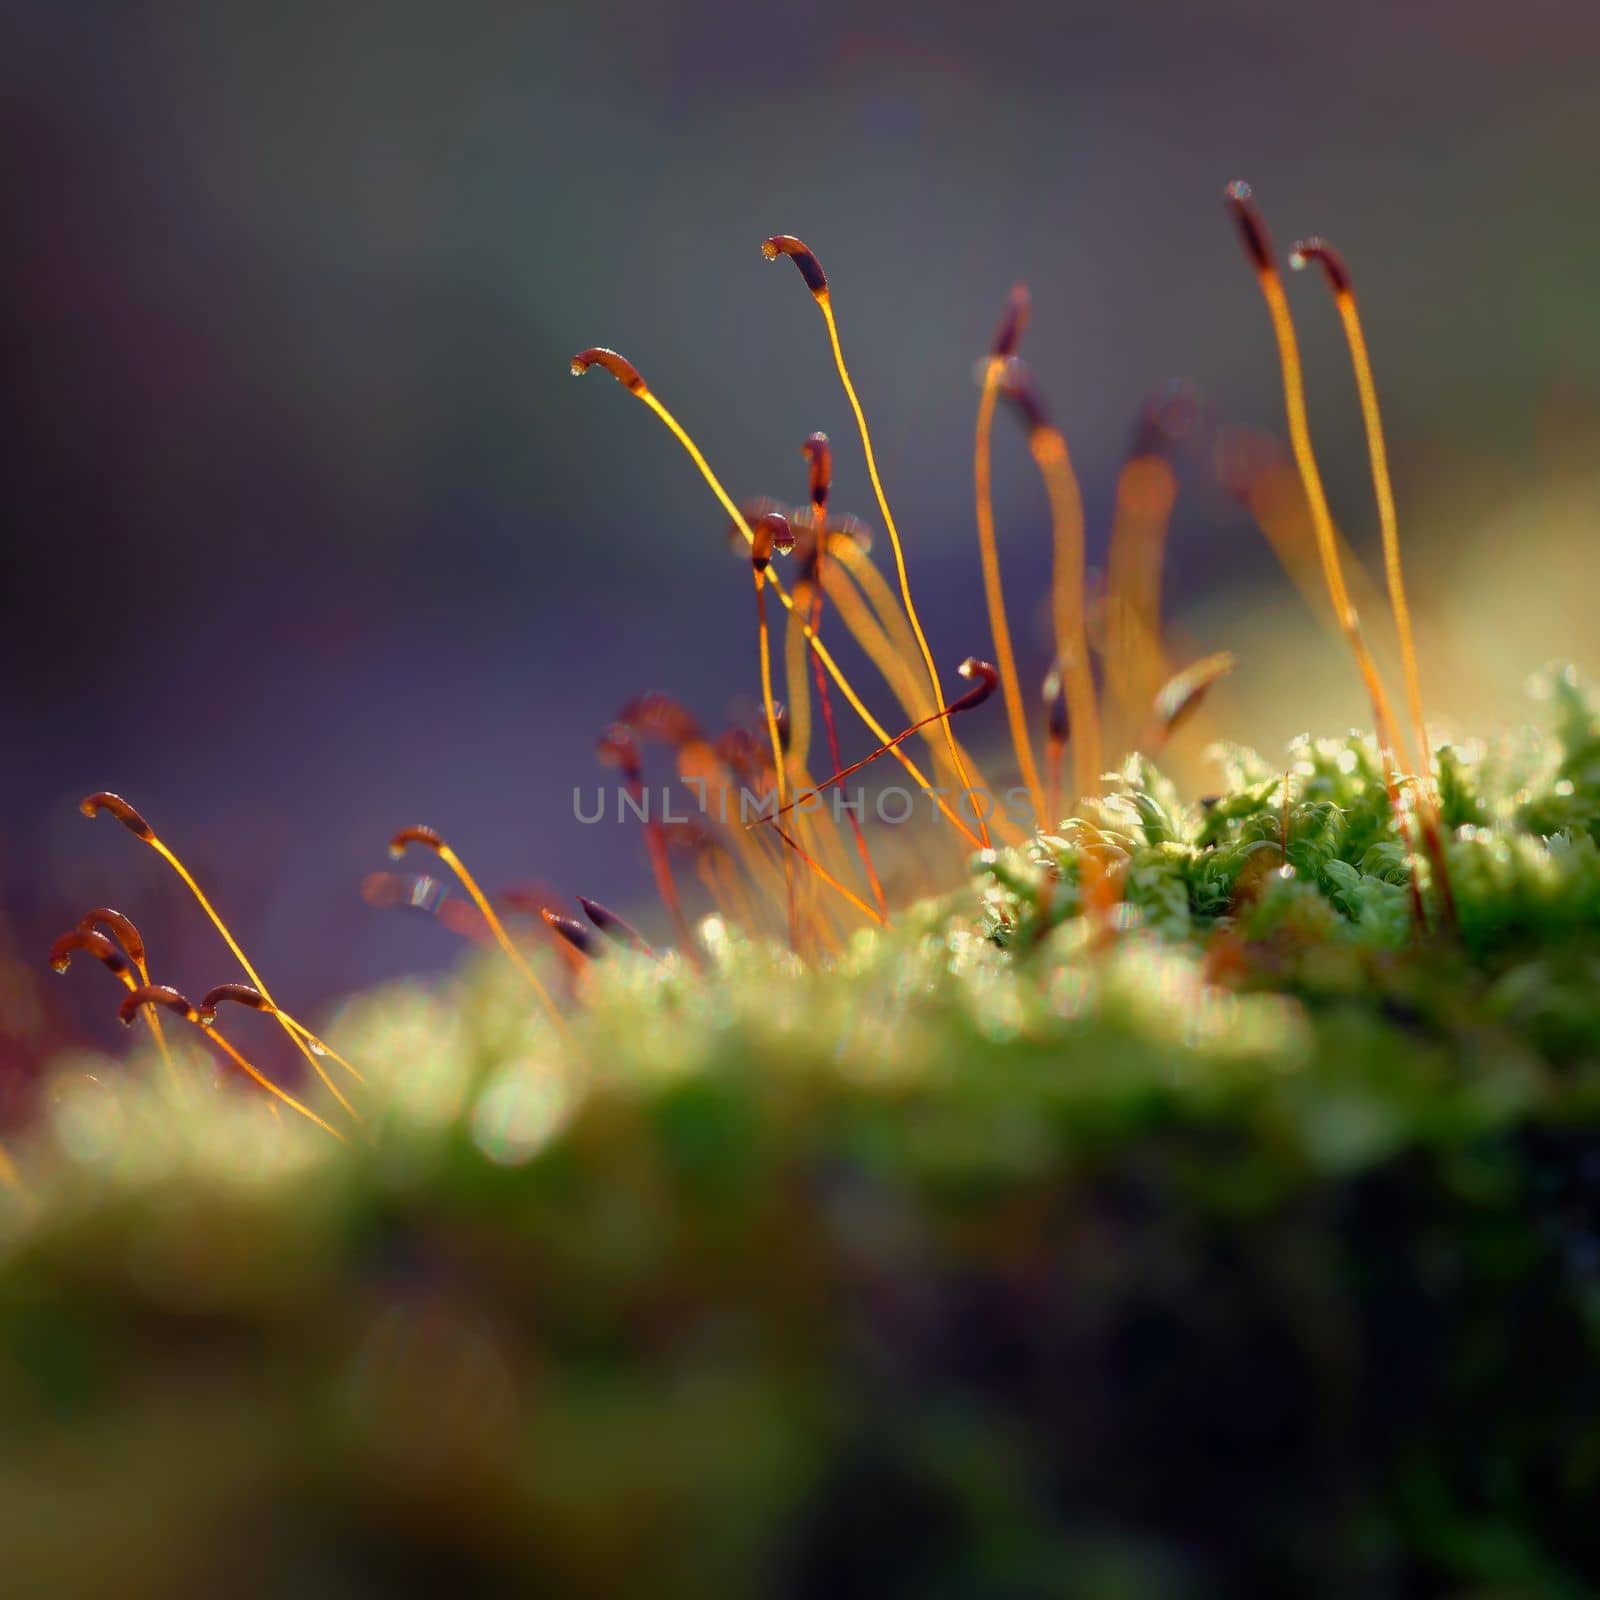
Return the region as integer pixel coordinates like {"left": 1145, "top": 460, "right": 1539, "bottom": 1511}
{"left": 38, "top": 178, "right": 1474, "bottom": 1117}
{"left": 7, "top": 180, "right": 1600, "bottom": 1593}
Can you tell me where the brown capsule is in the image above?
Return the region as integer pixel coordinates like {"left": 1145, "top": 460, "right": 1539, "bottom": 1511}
{"left": 118, "top": 983, "right": 196, "bottom": 1026}
{"left": 751, "top": 510, "right": 795, "bottom": 572}
{"left": 1288, "top": 235, "right": 1353, "bottom": 296}
{"left": 1224, "top": 180, "right": 1274, "bottom": 276}
{"left": 952, "top": 657, "right": 1001, "bottom": 714}
{"left": 48, "top": 928, "right": 132, "bottom": 981}
{"left": 802, "top": 432, "right": 831, "bottom": 508}
{"left": 596, "top": 724, "right": 644, "bottom": 782}
{"left": 577, "top": 895, "right": 655, "bottom": 955}
{"left": 389, "top": 824, "right": 446, "bottom": 859}
{"left": 1153, "top": 650, "right": 1237, "bottom": 736}
{"left": 730, "top": 497, "right": 786, "bottom": 557}
{"left": 76, "top": 907, "right": 146, "bottom": 968}
{"left": 198, "top": 982, "right": 272, "bottom": 1025}
{"left": 782, "top": 510, "right": 824, "bottom": 581}
{"left": 760, "top": 234, "right": 829, "bottom": 298}
{"left": 773, "top": 702, "right": 791, "bottom": 754}
{"left": 540, "top": 907, "right": 598, "bottom": 957}
{"left": 569, "top": 346, "right": 646, "bottom": 394}
{"left": 990, "top": 282, "right": 1031, "bottom": 360}
{"left": 79, "top": 791, "right": 154, "bottom": 841}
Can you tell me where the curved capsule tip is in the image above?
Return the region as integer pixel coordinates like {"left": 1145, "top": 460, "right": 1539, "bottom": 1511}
{"left": 80, "top": 791, "right": 154, "bottom": 841}
{"left": 1288, "top": 235, "right": 1352, "bottom": 295}
{"left": 569, "top": 347, "right": 646, "bottom": 394}
{"left": 197, "top": 982, "right": 272, "bottom": 1025}
{"left": 751, "top": 510, "right": 795, "bottom": 571}
{"left": 48, "top": 929, "right": 130, "bottom": 979}
{"left": 953, "top": 657, "right": 1000, "bottom": 713}
{"left": 118, "top": 983, "right": 194, "bottom": 1027}
{"left": 389, "top": 824, "right": 446, "bottom": 860}
{"left": 78, "top": 907, "right": 146, "bottom": 967}
{"left": 760, "top": 234, "right": 828, "bottom": 298}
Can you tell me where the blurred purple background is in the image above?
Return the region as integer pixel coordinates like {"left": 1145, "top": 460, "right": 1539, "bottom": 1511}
{"left": 4, "top": 0, "right": 1598, "bottom": 1074}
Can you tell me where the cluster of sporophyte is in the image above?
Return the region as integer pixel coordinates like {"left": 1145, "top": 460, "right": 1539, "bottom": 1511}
{"left": 16, "top": 178, "right": 1502, "bottom": 1162}
{"left": 7, "top": 174, "right": 1600, "bottom": 1596}
{"left": 29, "top": 665, "right": 1600, "bottom": 1182}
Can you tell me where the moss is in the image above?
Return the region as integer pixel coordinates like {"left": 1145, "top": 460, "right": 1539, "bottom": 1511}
{"left": 3, "top": 674, "right": 1600, "bottom": 1596}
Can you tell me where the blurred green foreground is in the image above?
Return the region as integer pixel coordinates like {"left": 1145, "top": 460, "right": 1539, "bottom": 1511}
{"left": 3, "top": 677, "right": 1600, "bottom": 1598}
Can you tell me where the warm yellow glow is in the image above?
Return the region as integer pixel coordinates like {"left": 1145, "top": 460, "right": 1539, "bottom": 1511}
{"left": 782, "top": 598, "right": 813, "bottom": 773}
{"left": 1330, "top": 285, "right": 1433, "bottom": 785}
{"left": 771, "top": 824, "right": 886, "bottom": 925}
{"left": 1029, "top": 427, "right": 1103, "bottom": 806}
{"left": 143, "top": 836, "right": 357, "bottom": 1118}
{"left": 203, "top": 1023, "right": 349, "bottom": 1142}
{"left": 814, "top": 295, "right": 991, "bottom": 846}
{"left": 973, "top": 355, "right": 1047, "bottom": 823}
{"left": 752, "top": 569, "right": 797, "bottom": 946}
{"left": 1249, "top": 269, "right": 1411, "bottom": 772}
{"left": 629, "top": 386, "right": 984, "bottom": 849}
{"left": 435, "top": 842, "right": 566, "bottom": 1031}
{"left": 1105, "top": 457, "right": 1178, "bottom": 750}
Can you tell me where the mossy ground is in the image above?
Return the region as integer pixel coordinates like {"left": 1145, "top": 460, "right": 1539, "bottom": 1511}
{"left": 3, "top": 674, "right": 1599, "bottom": 1597}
